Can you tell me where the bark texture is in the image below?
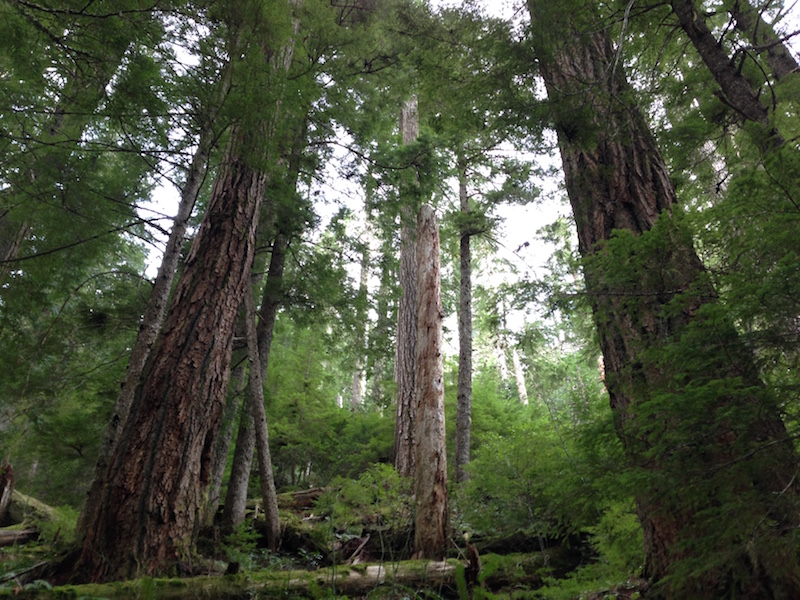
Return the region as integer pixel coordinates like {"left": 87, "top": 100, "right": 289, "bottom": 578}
{"left": 413, "top": 205, "right": 448, "bottom": 560}
{"left": 393, "top": 97, "right": 420, "bottom": 477}
{"left": 528, "top": 2, "right": 800, "bottom": 597}
{"left": 455, "top": 162, "right": 472, "bottom": 483}
{"left": 78, "top": 118, "right": 218, "bottom": 538}
{"left": 73, "top": 129, "right": 265, "bottom": 583}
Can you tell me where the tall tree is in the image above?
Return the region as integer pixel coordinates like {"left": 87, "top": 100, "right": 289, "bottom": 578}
{"left": 72, "top": 0, "right": 295, "bottom": 582}
{"left": 526, "top": 1, "right": 800, "bottom": 596}
{"left": 413, "top": 204, "right": 448, "bottom": 560}
{"left": 393, "top": 96, "right": 420, "bottom": 477}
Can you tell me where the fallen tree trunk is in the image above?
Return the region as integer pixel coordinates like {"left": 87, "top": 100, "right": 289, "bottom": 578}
{"left": 0, "top": 528, "right": 39, "bottom": 547}
{"left": 5, "top": 549, "right": 576, "bottom": 599}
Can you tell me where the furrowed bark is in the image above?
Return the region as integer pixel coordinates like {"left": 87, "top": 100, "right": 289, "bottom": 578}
{"left": 73, "top": 127, "right": 265, "bottom": 582}
{"left": 528, "top": 2, "right": 800, "bottom": 596}
{"left": 393, "top": 97, "right": 420, "bottom": 477}
{"left": 413, "top": 205, "right": 448, "bottom": 560}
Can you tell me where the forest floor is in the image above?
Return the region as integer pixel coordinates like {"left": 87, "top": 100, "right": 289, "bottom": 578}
{"left": 0, "top": 488, "right": 647, "bottom": 599}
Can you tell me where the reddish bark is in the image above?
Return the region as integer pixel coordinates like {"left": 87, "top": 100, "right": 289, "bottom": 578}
{"left": 73, "top": 130, "right": 265, "bottom": 582}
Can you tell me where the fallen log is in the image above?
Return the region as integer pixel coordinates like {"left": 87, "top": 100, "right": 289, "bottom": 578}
{"left": 1, "top": 547, "right": 577, "bottom": 599}
{"left": 0, "top": 528, "right": 39, "bottom": 547}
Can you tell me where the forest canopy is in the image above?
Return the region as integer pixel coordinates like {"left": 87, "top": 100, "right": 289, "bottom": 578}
{"left": 1, "top": 0, "right": 800, "bottom": 598}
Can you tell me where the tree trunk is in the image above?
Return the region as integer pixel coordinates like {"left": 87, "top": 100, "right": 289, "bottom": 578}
{"left": 351, "top": 210, "right": 372, "bottom": 410}
{"left": 78, "top": 118, "right": 219, "bottom": 537}
{"left": 455, "top": 159, "right": 472, "bottom": 483}
{"left": 511, "top": 347, "right": 528, "bottom": 406}
{"left": 222, "top": 232, "right": 289, "bottom": 534}
{"left": 527, "top": 2, "right": 800, "bottom": 596}
{"left": 73, "top": 127, "right": 266, "bottom": 583}
{"left": 413, "top": 204, "right": 448, "bottom": 560}
{"left": 220, "top": 377, "right": 257, "bottom": 534}
{"left": 242, "top": 287, "right": 281, "bottom": 550}
{"left": 670, "top": 0, "right": 783, "bottom": 146}
{"left": 726, "top": 0, "right": 800, "bottom": 82}
{"left": 394, "top": 96, "right": 420, "bottom": 477}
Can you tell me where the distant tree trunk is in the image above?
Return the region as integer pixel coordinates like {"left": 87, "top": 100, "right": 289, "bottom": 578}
{"left": 528, "top": 1, "right": 800, "bottom": 596}
{"left": 413, "top": 204, "right": 448, "bottom": 560}
{"left": 725, "top": 0, "right": 800, "bottom": 82}
{"left": 73, "top": 126, "right": 266, "bottom": 583}
{"left": 394, "top": 96, "right": 420, "bottom": 477}
{"left": 455, "top": 159, "right": 472, "bottom": 483}
{"left": 78, "top": 123, "right": 217, "bottom": 537}
{"left": 511, "top": 347, "right": 528, "bottom": 406}
{"left": 351, "top": 206, "right": 372, "bottom": 410}
{"left": 495, "top": 334, "right": 510, "bottom": 382}
{"left": 368, "top": 235, "right": 397, "bottom": 406}
{"left": 242, "top": 287, "right": 281, "bottom": 550}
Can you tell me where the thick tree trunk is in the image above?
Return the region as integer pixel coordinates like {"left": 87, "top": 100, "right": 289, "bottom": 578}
{"left": 413, "top": 205, "right": 448, "bottom": 560}
{"left": 73, "top": 128, "right": 265, "bottom": 583}
{"left": 394, "top": 97, "right": 420, "bottom": 477}
{"left": 528, "top": 2, "right": 800, "bottom": 597}
{"left": 726, "top": 0, "right": 800, "bottom": 82}
{"left": 455, "top": 161, "right": 472, "bottom": 483}
{"left": 78, "top": 123, "right": 217, "bottom": 537}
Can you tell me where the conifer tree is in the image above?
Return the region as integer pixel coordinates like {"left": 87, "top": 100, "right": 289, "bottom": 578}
{"left": 526, "top": 0, "right": 800, "bottom": 596}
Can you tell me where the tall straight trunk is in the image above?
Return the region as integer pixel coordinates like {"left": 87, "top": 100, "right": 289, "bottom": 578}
{"left": 413, "top": 204, "right": 448, "bottom": 560}
{"left": 455, "top": 160, "right": 472, "bottom": 484}
{"left": 351, "top": 213, "right": 372, "bottom": 410}
{"left": 222, "top": 233, "right": 288, "bottom": 533}
{"left": 73, "top": 127, "right": 266, "bottom": 583}
{"left": 78, "top": 124, "right": 219, "bottom": 537}
{"left": 394, "top": 96, "right": 420, "bottom": 477}
{"left": 726, "top": 0, "right": 800, "bottom": 82}
{"left": 528, "top": 2, "right": 800, "bottom": 597}
{"left": 242, "top": 287, "right": 281, "bottom": 550}
{"left": 511, "top": 347, "right": 528, "bottom": 406}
